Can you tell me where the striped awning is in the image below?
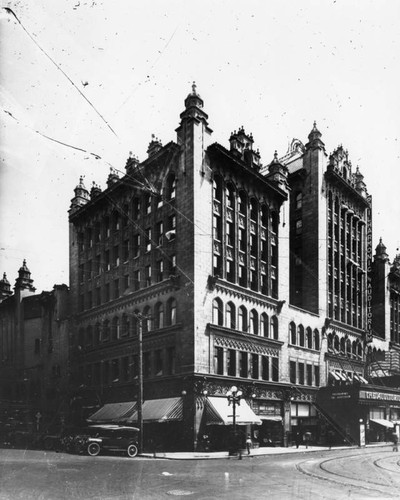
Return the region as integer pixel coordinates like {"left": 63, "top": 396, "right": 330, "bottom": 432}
{"left": 204, "top": 397, "right": 262, "bottom": 426}
{"left": 87, "top": 401, "right": 136, "bottom": 423}
{"left": 126, "top": 397, "right": 183, "bottom": 423}
{"left": 370, "top": 418, "right": 394, "bottom": 428}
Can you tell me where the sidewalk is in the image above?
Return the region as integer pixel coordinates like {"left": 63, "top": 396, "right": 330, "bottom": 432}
{"left": 141, "top": 442, "right": 391, "bottom": 460}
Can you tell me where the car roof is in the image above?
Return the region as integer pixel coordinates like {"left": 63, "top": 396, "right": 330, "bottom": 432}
{"left": 88, "top": 425, "right": 139, "bottom": 432}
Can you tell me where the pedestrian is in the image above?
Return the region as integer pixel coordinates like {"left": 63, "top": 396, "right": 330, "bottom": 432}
{"left": 295, "top": 431, "right": 302, "bottom": 449}
{"left": 392, "top": 433, "right": 398, "bottom": 452}
{"left": 246, "top": 434, "right": 252, "bottom": 455}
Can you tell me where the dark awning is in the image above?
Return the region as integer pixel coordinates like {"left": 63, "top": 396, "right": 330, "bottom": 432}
{"left": 87, "top": 402, "right": 136, "bottom": 423}
{"left": 126, "top": 397, "right": 183, "bottom": 423}
{"left": 370, "top": 418, "right": 394, "bottom": 428}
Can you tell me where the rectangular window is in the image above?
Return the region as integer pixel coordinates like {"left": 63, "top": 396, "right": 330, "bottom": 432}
{"left": 79, "top": 264, "right": 84, "bottom": 283}
{"left": 166, "top": 347, "right": 176, "bottom": 375}
{"left": 114, "top": 246, "right": 120, "bottom": 267}
{"left": 122, "top": 357, "right": 130, "bottom": 382}
{"left": 123, "top": 240, "right": 129, "bottom": 261}
{"left": 87, "top": 260, "right": 92, "bottom": 280}
{"left": 227, "top": 349, "right": 236, "bottom": 376}
{"left": 215, "top": 347, "right": 223, "bottom": 375}
{"left": 96, "top": 287, "right": 101, "bottom": 306}
{"left": 298, "top": 362, "right": 305, "bottom": 385}
{"left": 156, "top": 221, "right": 163, "bottom": 246}
{"left": 239, "top": 351, "right": 248, "bottom": 378}
{"left": 314, "top": 365, "right": 320, "bottom": 387}
{"left": 272, "top": 357, "right": 279, "bottom": 382}
{"left": 87, "top": 291, "right": 92, "bottom": 309}
{"left": 155, "top": 350, "right": 163, "bottom": 376}
{"left": 146, "top": 229, "right": 152, "bottom": 252}
{"left": 290, "top": 361, "right": 296, "bottom": 384}
{"left": 156, "top": 260, "right": 164, "bottom": 282}
{"left": 124, "top": 275, "right": 129, "bottom": 290}
{"left": 307, "top": 364, "right": 313, "bottom": 386}
{"left": 133, "top": 234, "right": 140, "bottom": 258}
{"left": 104, "top": 283, "right": 110, "bottom": 302}
{"left": 133, "top": 270, "right": 140, "bottom": 291}
{"left": 132, "top": 199, "right": 140, "bottom": 220}
{"left": 145, "top": 265, "right": 152, "bottom": 286}
{"left": 143, "top": 352, "right": 151, "bottom": 378}
{"left": 103, "top": 361, "right": 109, "bottom": 385}
{"left": 262, "top": 356, "right": 269, "bottom": 380}
{"left": 251, "top": 353, "right": 259, "bottom": 379}
{"left": 112, "top": 359, "right": 119, "bottom": 382}
{"left": 105, "top": 250, "right": 110, "bottom": 271}
{"left": 94, "top": 256, "right": 100, "bottom": 276}
{"left": 114, "top": 279, "right": 119, "bottom": 299}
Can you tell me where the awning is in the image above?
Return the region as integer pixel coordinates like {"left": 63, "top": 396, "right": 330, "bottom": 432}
{"left": 330, "top": 371, "right": 341, "bottom": 381}
{"left": 354, "top": 373, "right": 368, "bottom": 384}
{"left": 257, "top": 415, "right": 282, "bottom": 422}
{"left": 87, "top": 402, "right": 136, "bottom": 423}
{"left": 370, "top": 418, "right": 394, "bottom": 428}
{"left": 204, "top": 397, "right": 262, "bottom": 426}
{"left": 126, "top": 397, "right": 183, "bottom": 423}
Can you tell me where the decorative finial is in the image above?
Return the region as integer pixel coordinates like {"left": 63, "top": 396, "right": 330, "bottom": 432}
{"left": 3, "top": 273, "right": 6, "bottom": 280}
{"left": 274, "top": 150, "right": 279, "bottom": 162}
{"left": 23, "top": 259, "right": 26, "bottom": 267}
{"left": 192, "top": 81, "right": 197, "bottom": 94}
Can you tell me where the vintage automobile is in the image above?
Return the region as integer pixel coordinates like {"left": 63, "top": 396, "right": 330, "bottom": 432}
{"left": 82, "top": 425, "right": 140, "bottom": 458}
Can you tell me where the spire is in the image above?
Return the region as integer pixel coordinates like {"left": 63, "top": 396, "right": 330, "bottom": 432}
{"left": 147, "top": 134, "right": 163, "bottom": 157}
{"left": 70, "top": 176, "right": 89, "bottom": 213}
{"left": 178, "top": 82, "right": 210, "bottom": 128}
{"left": 267, "top": 150, "right": 288, "bottom": 187}
{"left": 0, "top": 272, "right": 12, "bottom": 301}
{"left": 14, "top": 259, "right": 36, "bottom": 292}
{"left": 306, "top": 121, "right": 325, "bottom": 150}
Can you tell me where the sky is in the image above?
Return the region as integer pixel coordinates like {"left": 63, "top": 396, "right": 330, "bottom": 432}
{"left": 1, "top": 0, "right": 400, "bottom": 293}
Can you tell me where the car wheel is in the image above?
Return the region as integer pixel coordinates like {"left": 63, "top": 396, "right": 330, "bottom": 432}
{"left": 127, "top": 444, "right": 138, "bottom": 458}
{"left": 87, "top": 442, "right": 101, "bottom": 456}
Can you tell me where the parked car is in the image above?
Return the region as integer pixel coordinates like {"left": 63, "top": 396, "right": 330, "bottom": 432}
{"left": 75, "top": 425, "right": 140, "bottom": 458}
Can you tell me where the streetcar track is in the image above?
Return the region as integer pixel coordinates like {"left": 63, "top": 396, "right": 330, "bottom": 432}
{"left": 296, "top": 452, "right": 400, "bottom": 497}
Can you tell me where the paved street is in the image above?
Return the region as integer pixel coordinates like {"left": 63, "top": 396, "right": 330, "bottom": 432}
{"left": 1, "top": 446, "right": 400, "bottom": 499}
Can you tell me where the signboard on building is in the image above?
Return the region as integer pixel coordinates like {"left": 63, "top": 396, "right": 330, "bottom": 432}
{"left": 360, "top": 390, "right": 400, "bottom": 403}
{"left": 366, "top": 195, "right": 373, "bottom": 343}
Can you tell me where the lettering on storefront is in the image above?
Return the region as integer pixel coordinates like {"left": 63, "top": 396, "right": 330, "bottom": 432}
{"left": 332, "top": 392, "right": 351, "bottom": 400}
{"left": 360, "top": 390, "right": 400, "bottom": 402}
{"left": 366, "top": 196, "right": 373, "bottom": 343}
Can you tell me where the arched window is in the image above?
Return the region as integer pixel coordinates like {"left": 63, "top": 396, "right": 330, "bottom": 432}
{"left": 154, "top": 302, "right": 164, "bottom": 329}
{"left": 334, "top": 335, "right": 340, "bottom": 352}
{"left": 238, "top": 191, "right": 247, "bottom": 215}
{"left": 226, "top": 183, "right": 235, "bottom": 209}
{"left": 249, "top": 309, "right": 258, "bottom": 335}
{"left": 327, "top": 333, "right": 333, "bottom": 351}
{"left": 346, "top": 339, "right": 352, "bottom": 357}
{"left": 226, "top": 302, "right": 236, "bottom": 329}
{"left": 298, "top": 325, "right": 305, "bottom": 346}
{"left": 261, "top": 205, "right": 268, "bottom": 228}
{"left": 102, "top": 320, "right": 110, "bottom": 342}
{"left": 250, "top": 198, "right": 258, "bottom": 222}
{"left": 357, "top": 342, "right": 362, "bottom": 359}
{"left": 289, "top": 322, "right": 296, "bottom": 345}
{"left": 78, "top": 328, "right": 84, "bottom": 348}
{"left": 352, "top": 341, "right": 357, "bottom": 358}
{"left": 166, "top": 173, "right": 176, "bottom": 200}
{"left": 314, "top": 329, "right": 320, "bottom": 351}
{"left": 340, "top": 337, "right": 346, "bottom": 355}
{"left": 121, "top": 314, "right": 130, "bottom": 337}
{"left": 212, "top": 298, "right": 223, "bottom": 326}
{"left": 142, "top": 306, "right": 152, "bottom": 333}
{"left": 260, "top": 313, "right": 269, "bottom": 337}
{"left": 86, "top": 325, "right": 93, "bottom": 347}
{"left": 270, "top": 316, "right": 278, "bottom": 340}
{"left": 295, "top": 192, "right": 302, "bottom": 210}
{"left": 238, "top": 306, "right": 248, "bottom": 332}
{"left": 167, "top": 298, "right": 177, "bottom": 326}
{"left": 306, "top": 327, "right": 312, "bottom": 349}
{"left": 132, "top": 310, "right": 140, "bottom": 336}
{"left": 213, "top": 175, "right": 223, "bottom": 202}
{"left": 112, "top": 317, "right": 120, "bottom": 340}
{"left": 94, "top": 323, "right": 100, "bottom": 345}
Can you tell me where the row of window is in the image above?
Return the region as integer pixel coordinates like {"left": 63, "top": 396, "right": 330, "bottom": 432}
{"left": 76, "top": 347, "right": 176, "bottom": 386}
{"left": 289, "top": 360, "right": 320, "bottom": 387}
{"left": 326, "top": 333, "right": 363, "bottom": 359}
{"left": 78, "top": 258, "right": 177, "bottom": 312}
{"left": 212, "top": 298, "right": 278, "bottom": 339}
{"left": 288, "top": 322, "right": 321, "bottom": 351}
{"left": 77, "top": 174, "right": 176, "bottom": 251}
{"left": 214, "top": 347, "right": 279, "bottom": 381}
{"left": 75, "top": 299, "right": 178, "bottom": 348}
{"left": 390, "top": 293, "right": 400, "bottom": 344}
{"left": 212, "top": 175, "right": 279, "bottom": 297}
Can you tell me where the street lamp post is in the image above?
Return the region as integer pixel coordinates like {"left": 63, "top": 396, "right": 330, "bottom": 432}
{"left": 227, "top": 386, "right": 243, "bottom": 454}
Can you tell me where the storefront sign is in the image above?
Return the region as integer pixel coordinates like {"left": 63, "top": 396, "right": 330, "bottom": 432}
{"left": 331, "top": 392, "right": 352, "bottom": 400}
{"left": 366, "top": 196, "right": 373, "bottom": 343}
{"left": 360, "top": 390, "right": 400, "bottom": 402}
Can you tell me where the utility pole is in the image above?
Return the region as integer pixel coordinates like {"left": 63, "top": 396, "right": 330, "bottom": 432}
{"left": 137, "top": 313, "right": 143, "bottom": 453}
